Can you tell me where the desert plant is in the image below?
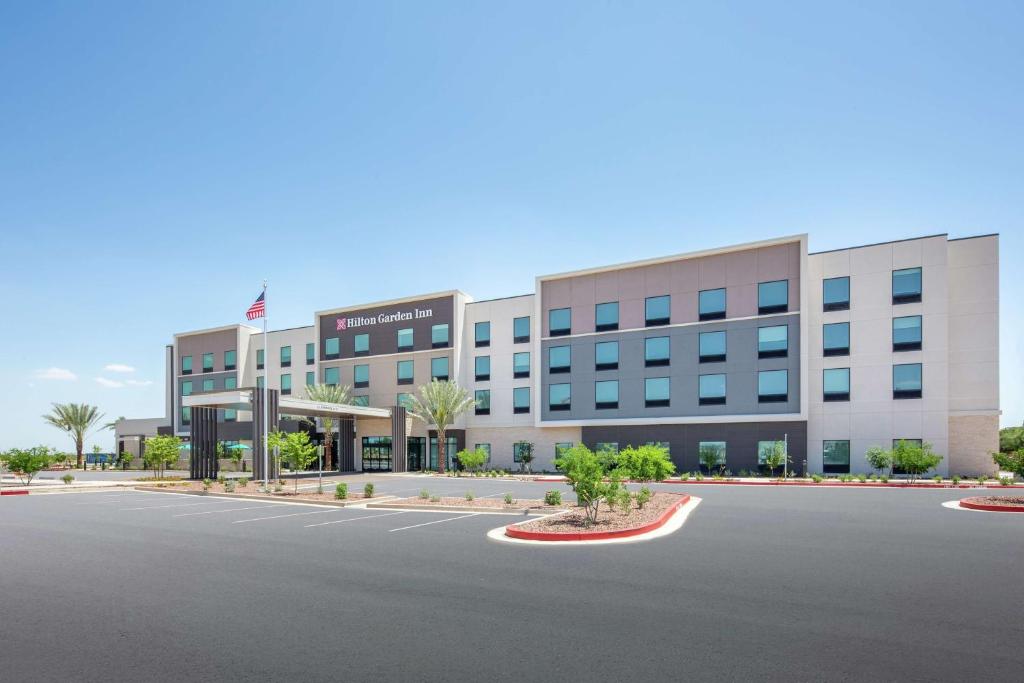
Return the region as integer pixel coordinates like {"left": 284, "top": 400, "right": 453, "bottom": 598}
{"left": 61, "top": 473, "right": 74, "bottom": 485}
{"left": 239, "top": 477, "right": 250, "bottom": 487}
{"left": 932, "top": 474, "right": 943, "bottom": 483}
{"left": 604, "top": 477, "right": 631, "bottom": 514}
{"left": 857, "top": 473, "right": 867, "bottom": 483}
{"left": 464, "top": 491, "right": 475, "bottom": 501}
{"left": 430, "top": 495, "right": 441, "bottom": 503}
{"left": 419, "top": 489, "right": 430, "bottom": 499}
{"left": 503, "top": 492, "right": 514, "bottom": 505}
{"left": 694, "top": 471, "right": 704, "bottom": 481}
{"left": 891, "top": 441, "right": 943, "bottom": 484}
{"left": 635, "top": 486, "right": 652, "bottom": 509}
{"left": 999, "top": 476, "right": 1013, "bottom": 486}
{"left": 952, "top": 475, "right": 961, "bottom": 485}
{"left": 274, "top": 483, "right": 284, "bottom": 493}
{"left": 202, "top": 478, "right": 212, "bottom": 491}
{"left": 405, "top": 379, "right": 475, "bottom": 474}
{"left": 880, "top": 474, "right": 890, "bottom": 483}
{"left": 811, "top": 474, "right": 823, "bottom": 483}
{"left": 864, "top": 446, "right": 892, "bottom": 476}
{"left": 304, "top": 383, "right": 352, "bottom": 471}
{"left": 217, "top": 473, "right": 226, "bottom": 485}
{"left": 364, "top": 482, "right": 374, "bottom": 498}
{"left": 224, "top": 480, "right": 236, "bottom": 493}
{"left": 543, "top": 490, "right": 562, "bottom": 506}
{"left": 42, "top": 403, "right": 104, "bottom": 469}
{"left": 334, "top": 482, "right": 348, "bottom": 499}
{"left": 142, "top": 435, "right": 182, "bottom": 479}
{"left": 679, "top": 471, "right": 690, "bottom": 481}
{"left": 455, "top": 447, "right": 488, "bottom": 475}
{"left": 614, "top": 444, "right": 676, "bottom": 483}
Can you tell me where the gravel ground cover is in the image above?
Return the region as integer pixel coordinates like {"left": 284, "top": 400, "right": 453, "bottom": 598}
{"left": 513, "top": 491, "right": 685, "bottom": 534}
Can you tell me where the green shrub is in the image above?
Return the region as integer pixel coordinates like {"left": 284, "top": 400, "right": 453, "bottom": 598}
{"left": 694, "top": 471, "right": 704, "bottom": 481}
{"left": 224, "top": 480, "right": 236, "bottom": 493}
{"left": 932, "top": 474, "right": 943, "bottom": 483}
{"left": 543, "top": 490, "right": 562, "bottom": 506}
{"left": 811, "top": 474, "right": 823, "bottom": 483}
{"left": 891, "top": 440, "right": 943, "bottom": 483}
{"left": 999, "top": 476, "right": 1013, "bottom": 486}
{"left": 857, "top": 473, "right": 867, "bottom": 483}
{"left": 61, "top": 473, "right": 74, "bottom": 485}
{"left": 614, "top": 444, "right": 676, "bottom": 483}
{"left": 503, "top": 492, "right": 514, "bottom": 505}
{"left": 334, "top": 483, "right": 348, "bottom": 500}
{"left": 605, "top": 479, "right": 631, "bottom": 514}
{"left": 464, "top": 491, "right": 475, "bottom": 501}
{"left": 430, "top": 495, "right": 441, "bottom": 503}
{"left": 216, "top": 473, "right": 225, "bottom": 485}
{"left": 238, "top": 477, "right": 249, "bottom": 487}
{"left": 419, "top": 489, "right": 430, "bottom": 499}
{"left": 455, "top": 447, "right": 488, "bottom": 474}
{"left": 363, "top": 483, "right": 374, "bottom": 498}
{"left": 635, "top": 486, "right": 652, "bottom": 509}
{"left": 678, "top": 472, "right": 690, "bottom": 481}
{"left": 880, "top": 474, "right": 890, "bottom": 483}
{"left": 868, "top": 473, "right": 877, "bottom": 481}
{"left": 952, "top": 475, "right": 961, "bottom": 485}
{"left": 201, "top": 478, "right": 212, "bottom": 491}
{"left": 273, "top": 483, "right": 284, "bottom": 493}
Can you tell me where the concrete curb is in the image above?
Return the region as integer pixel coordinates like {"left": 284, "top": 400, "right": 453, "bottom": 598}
{"left": 505, "top": 494, "right": 690, "bottom": 542}
{"left": 366, "top": 501, "right": 556, "bottom": 516}
{"left": 958, "top": 497, "right": 1024, "bottom": 513}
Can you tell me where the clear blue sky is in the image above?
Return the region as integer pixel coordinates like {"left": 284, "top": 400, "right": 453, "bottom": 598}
{"left": 0, "top": 1, "right": 1020, "bottom": 450}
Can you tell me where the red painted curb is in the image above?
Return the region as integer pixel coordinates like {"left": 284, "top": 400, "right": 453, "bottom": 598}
{"left": 505, "top": 494, "right": 690, "bottom": 542}
{"left": 959, "top": 497, "right": 1024, "bottom": 513}
{"left": 1, "top": 490, "right": 30, "bottom": 496}
{"left": 531, "top": 476, "right": 1020, "bottom": 489}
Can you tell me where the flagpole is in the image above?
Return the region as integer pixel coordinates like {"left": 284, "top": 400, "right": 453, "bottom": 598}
{"left": 262, "top": 279, "right": 269, "bottom": 491}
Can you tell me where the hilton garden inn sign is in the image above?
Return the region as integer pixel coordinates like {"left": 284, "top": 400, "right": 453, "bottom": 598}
{"left": 337, "top": 307, "right": 434, "bottom": 331}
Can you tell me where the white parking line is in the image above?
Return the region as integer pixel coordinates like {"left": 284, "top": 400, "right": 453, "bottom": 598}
{"left": 232, "top": 509, "right": 339, "bottom": 524}
{"left": 173, "top": 505, "right": 279, "bottom": 517}
{"left": 388, "top": 513, "right": 480, "bottom": 532}
{"left": 121, "top": 501, "right": 232, "bottom": 511}
{"left": 304, "top": 511, "right": 408, "bottom": 528}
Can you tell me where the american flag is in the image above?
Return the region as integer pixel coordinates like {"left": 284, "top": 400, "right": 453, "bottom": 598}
{"left": 246, "top": 292, "right": 265, "bottom": 320}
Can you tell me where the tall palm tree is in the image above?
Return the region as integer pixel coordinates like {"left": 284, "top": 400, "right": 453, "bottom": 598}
{"left": 304, "top": 383, "right": 351, "bottom": 471}
{"left": 43, "top": 403, "right": 105, "bottom": 469}
{"left": 406, "top": 379, "right": 476, "bottom": 474}
{"left": 103, "top": 416, "right": 125, "bottom": 431}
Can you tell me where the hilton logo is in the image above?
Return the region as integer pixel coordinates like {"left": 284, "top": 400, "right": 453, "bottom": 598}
{"left": 336, "top": 307, "right": 433, "bottom": 331}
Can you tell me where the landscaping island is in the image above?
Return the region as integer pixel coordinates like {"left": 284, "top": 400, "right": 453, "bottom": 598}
{"left": 506, "top": 491, "right": 690, "bottom": 541}
{"left": 959, "top": 496, "right": 1024, "bottom": 512}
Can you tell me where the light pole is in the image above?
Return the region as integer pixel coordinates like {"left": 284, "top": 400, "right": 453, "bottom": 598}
{"left": 317, "top": 444, "right": 324, "bottom": 494}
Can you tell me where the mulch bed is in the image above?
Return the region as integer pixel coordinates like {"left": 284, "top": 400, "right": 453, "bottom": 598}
{"left": 512, "top": 492, "right": 684, "bottom": 534}
{"left": 963, "top": 496, "right": 1024, "bottom": 508}
{"left": 389, "top": 496, "right": 567, "bottom": 510}
{"left": 152, "top": 480, "right": 371, "bottom": 503}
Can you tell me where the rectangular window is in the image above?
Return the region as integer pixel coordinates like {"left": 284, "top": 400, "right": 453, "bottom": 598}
{"left": 475, "top": 389, "right": 491, "bottom": 415}
{"left": 549, "top": 308, "right": 571, "bottom": 336}
{"left": 893, "top": 315, "right": 922, "bottom": 351}
{"left": 645, "top": 441, "right": 671, "bottom": 455}
{"left": 474, "top": 321, "right": 490, "bottom": 348}
{"left": 324, "top": 366, "right": 339, "bottom": 386}
{"left": 202, "top": 379, "right": 214, "bottom": 392}
{"left": 181, "top": 381, "right": 193, "bottom": 396}
{"left": 513, "top": 442, "right": 531, "bottom": 462}
{"left": 893, "top": 363, "right": 922, "bottom": 399}
{"left": 351, "top": 395, "right": 369, "bottom": 407}
{"left": 595, "top": 442, "right": 619, "bottom": 455}
{"left": 513, "top": 317, "right": 530, "bottom": 343}
{"left": 595, "top": 341, "right": 619, "bottom": 371}
{"left": 757, "top": 325, "right": 788, "bottom": 359}
{"left": 181, "top": 406, "right": 191, "bottom": 425}
{"left": 397, "top": 393, "right": 414, "bottom": 409}
{"left": 645, "top": 377, "right": 670, "bottom": 408}
{"left": 224, "top": 376, "right": 236, "bottom": 390}
{"left": 758, "top": 369, "right": 788, "bottom": 402}
{"left": 224, "top": 377, "right": 237, "bottom": 421}
{"left": 823, "top": 322, "right": 850, "bottom": 356}
{"left": 324, "top": 337, "right": 339, "bottom": 360}
{"left": 555, "top": 442, "right": 573, "bottom": 458}
{"left": 305, "top": 371, "right": 314, "bottom": 386}
{"left": 595, "top": 380, "right": 619, "bottom": 409}
{"left": 202, "top": 352, "right": 214, "bottom": 372}
{"left": 397, "top": 359, "right": 414, "bottom": 385}
{"left": 757, "top": 441, "right": 783, "bottom": 466}
{"left": 224, "top": 350, "right": 236, "bottom": 371}
{"left": 256, "top": 349, "right": 265, "bottom": 369}
{"left": 645, "top": 295, "right": 670, "bottom": 326}
{"left": 758, "top": 280, "right": 788, "bottom": 314}
{"left": 513, "top": 352, "right": 530, "bottom": 378}
{"left": 431, "top": 323, "right": 449, "bottom": 348}
{"left": 280, "top": 346, "right": 291, "bottom": 368}
{"left": 475, "top": 356, "right": 490, "bottom": 381}
{"left": 397, "top": 328, "right": 413, "bottom": 351}
{"left": 256, "top": 376, "right": 264, "bottom": 389}
{"left": 354, "top": 333, "right": 370, "bottom": 356}
{"left": 475, "top": 443, "right": 491, "bottom": 464}
{"left": 892, "top": 267, "right": 922, "bottom": 304}
{"left": 823, "top": 440, "right": 851, "bottom": 474}
{"left": 823, "top": 276, "right": 850, "bottom": 311}
{"left": 549, "top": 345, "right": 571, "bottom": 373}
{"left": 698, "top": 374, "right": 726, "bottom": 405}
{"left": 595, "top": 302, "right": 619, "bottom": 331}
{"left": 698, "top": 331, "right": 725, "bottom": 363}
{"left": 306, "top": 342, "right": 315, "bottom": 365}
{"left": 513, "top": 387, "right": 530, "bottom": 414}
{"left": 644, "top": 336, "right": 671, "bottom": 366}
{"left": 698, "top": 441, "right": 726, "bottom": 469}
{"left": 181, "top": 355, "right": 192, "bottom": 374}
{"left": 431, "top": 356, "right": 449, "bottom": 381}
{"left": 549, "top": 383, "right": 571, "bottom": 411}
{"left": 353, "top": 364, "right": 369, "bottom": 388}
{"left": 699, "top": 288, "right": 726, "bottom": 321}
{"left": 823, "top": 368, "right": 850, "bottom": 401}
{"left": 280, "top": 373, "right": 292, "bottom": 395}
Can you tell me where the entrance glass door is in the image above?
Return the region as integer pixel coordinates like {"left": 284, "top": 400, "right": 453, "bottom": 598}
{"left": 361, "top": 436, "right": 392, "bottom": 472}
{"left": 407, "top": 437, "right": 426, "bottom": 471}
{"left": 428, "top": 436, "right": 458, "bottom": 470}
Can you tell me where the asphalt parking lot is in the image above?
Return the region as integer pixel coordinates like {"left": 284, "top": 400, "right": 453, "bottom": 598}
{"left": 1, "top": 479, "right": 1021, "bottom": 682}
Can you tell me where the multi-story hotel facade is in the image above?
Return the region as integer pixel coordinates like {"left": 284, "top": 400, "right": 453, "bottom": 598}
{"left": 116, "top": 232, "right": 999, "bottom": 476}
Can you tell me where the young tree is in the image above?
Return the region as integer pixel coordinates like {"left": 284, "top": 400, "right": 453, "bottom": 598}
{"left": 42, "top": 403, "right": 104, "bottom": 469}
{"left": 92, "top": 444, "right": 104, "bottom": 470}
{"left": 455, "top": 447, "right": 488, "bottom": 474}
{"left": 304, "top": 383, "right": 352, "bottom": 471}
{"left": 760, "top": 440, "right": 789, "bottom": 479}
{"left": 143, "top": 435, "right": 182, "bottom": 479}
{"left": 4, "top": 446, "right": 53, "bottom": 485}
{"left": 228, "top": 446, "right": 244, "bottom": 472}
{"left": 518, "top": 442, "right": 535, "bottom": 474}
{"left": 699, "top": 443, "right": 724, "bottom": 475}
{"left": 992, "top": 449, "right": 1024, "bottom": 480}
{"left": 615, "top": 444, "right": 676, "bottom": 483}
{"left": 279, "top": 431, "right": 317, "bottom": 493}
{"left": 864, "top": 446, "right": 892, "bottom": 475}
{"left": 555, "top": 444, "right": 612, "bottom": 525}
{"left": 405, "top": 380, "right": 476, "bottom": 474}
{"left": 267, "top": 430, "right": 287, "bottom": 481}
{"left": 116, "top": 449, "right": 132, "bottom": 471}
{"left": 891, "top": 440, "right": 943, "bottom": 483}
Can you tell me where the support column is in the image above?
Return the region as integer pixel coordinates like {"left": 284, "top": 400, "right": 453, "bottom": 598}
{"left": 338, "top": 418, "right": 355, "bottom": 472}
{"left": 391, "top": 407, "right": 407, "bottom": 473}
{"left": 190, "top": 407, "right": 218, "bottom": 480}
{"left": 252, "top": 389, "right": 280, "bottom": 482}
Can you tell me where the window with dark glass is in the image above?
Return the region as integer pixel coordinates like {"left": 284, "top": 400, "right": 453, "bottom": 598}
{"left": 510, "top": 351, "right": 529, "bottom": 378}
{"left": 555, "top": 442, "right": 573, "bottom": 458}
{"left": 431, "top": 323, "right": 449, "bottom": 348}
{"left": 324, "top": 337, "right": 339, "bottom": 360}
{"left": 699, "top": 374, "right": 726, "bottom": 405}
{"left": 202, "top": 353, "right": 214, "bottom": 372}
{"left": 431, "top": 356, "right": 449, "bottom": 381}
{"left": 823, "top": 277, "right": 850, "bottom": 311}
{"left": 181, "top": 406, "right": 191, "bottom": 425}
{"left": 224, "top": 350, "right": 236, "bottom": 371}
{"left": 698, "top": 441, "right": 726, "bottom": 470}
{"left": 823, "top": 368, "right": 850, "bottom": 401}
{"left": 823, "top": 440, "right": 851, "bottom": 474}
{"left": 513, "top": 441, "right": 531, "bottom": 462}
{"left": 758, "top": 280, "right": 789, "bottom": 314}
{"left": 699, "top": 288, "right": 726, "bottom": 321}
{"left": 305, "top": 371, "right": 314, "bottom": 386}
{"left": 397, "top": 393, "right": 414, "bottom": 409}
{"left": 757, "top": 441, "right": 783, "bottom": 468}
{"left": 513, "top": 317, "right": 530, "bottom": 343}
{"left": 698, "top": 331, "right": 725, "bottom": 363}
{"left": 475, "top": 443, "right": 491, "bottom": 463}
{"left": 280, "top": 346, "right": 291, "bottom": 368}
{"left": 758, "top": 325, "right": 788, "bottom": 359}
{"left": 893, "top": 363, "right": 922, "bottom": 399}
{"left": 549, "top": 345, "right": 570, "bottom": 373}
{"left": 351, "top": 395, "right": 369, "bottom": 407}
{"left": 354, "top": 364, "right": 369, "bottom": 388}
{"left": 181, "top": 355, "right": 192, "bottom": 374}
{"left": 256, "top": 349, "right": 265, "bottom": 369}
{"left": 549, "top": 383, "right": 571, "bottom": 411}
{"left": 595, "top": 442, "right": 619, "bottom": 455}
{"left": 595, "top": 341, "right": 618, "bottom": 371}
{"left": 202, "top": 379, "right": 214, "bottom": 392}
{"left": 181, "top": 380, "right": 192, "bottom": 396}
{"left": 324, "top": 366, "right": 339, "bottom": 385}
{"left": 224, "top": 377, "right": 237, "bottom": 420}
{"left": 397, "top": 328, "right": 413, "bottom": 351}
{"left": 474, "top": 321, "right": 490, "bottom": 348}
{"left": 475, "top": 389, "right": 490, "bottom": 415}
{"left": 549, "top": 308, "right": 571, "bottom": 336}
{"left": 397, "top": 359, "right": 414, "bottom": 385}
{"left": 892, "top": 267, "right": 922, "bottom": 304}
{"left": 823, "top": 322, "right": 850, "bottom": 356}
{"left": 595, "top": 302, "right": 619, "bottom": 331}
{"left": 475, "top": 356, "right": 490, "bottom": 381}
{"left": 306, "top": 342, "right": 315, "bottom": 365}
{"left": 645, "top": 295, "right": 670, "bottom": 326}
{"left": 280, "top": 373, "right": 292, "bottom": 395}
{"left": 513, "top": 387, "right": 530, "bottom": 414}
{"left": 645, "top": 377, "right": 670, "bottom": 408}
{"left": 758, "top": 369, "right": 788, "bottom": 402}
{"left": 893, "top": 316, "right": 922, "bottom": 351}
{"left": 256, "top": 375, "right": 265, "bottom": 389}
{"left": 644, "top": 336, "right": 671, "bottom": 366}
{"left": 224, "top": 376, "right": 236, "bottom": 390}
{"left": 595, "top": 380, "right": 618, "bottom": 409}
{"left": 354, "top": 333, "right": 369, "bottom": 356}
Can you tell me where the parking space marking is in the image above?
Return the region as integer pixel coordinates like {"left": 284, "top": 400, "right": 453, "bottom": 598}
{"left": 121, "top": 501, "right": 234, "bottom": 511}
{"left": 304, "top": 511, "right": 408, "bottom": 528}
{"left": 388, "top": 513, "right": 480, "bottom": 532}
{"left": 173, "top": 505, "right": 279, "bottom": 517}
{"left": 232, "top": 509, "right": 340, "bottom": 524}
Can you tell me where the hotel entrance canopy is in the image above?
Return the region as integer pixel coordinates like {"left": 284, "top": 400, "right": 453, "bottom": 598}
{"left": 182, "top": 389, "right": 392, "bottom": 420}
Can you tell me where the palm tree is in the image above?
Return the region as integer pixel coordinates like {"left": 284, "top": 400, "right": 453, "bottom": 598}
{"left": 304, "top": 383, "right": 351, "bottom": 471}
{"left": 405, "top": 379, "right": 476, "bottom": 474}
{"left": 43, "top": 403, "right": 105, "bottom": 469}
{"left": 103, "top": 416, "right": 125, "bottom": 431}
